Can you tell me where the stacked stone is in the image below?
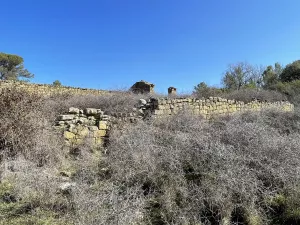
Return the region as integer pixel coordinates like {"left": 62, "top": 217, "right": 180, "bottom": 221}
{"left": 150, "top": 97, "right": 246, "bottom": 118}
{"left": 55, "top": 107, "right": 110, "bottom": 146}
{"left": 148, "top": 97, "right": 294, "bottom": 119}
{"left": 0, "top": 80, "right": 109, "bottom": 96}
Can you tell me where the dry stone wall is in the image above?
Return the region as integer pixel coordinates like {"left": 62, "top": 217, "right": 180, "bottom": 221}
{"left": 55, "top": 107, "right": 110, "bottom": 147}
{"left": 0, "top": 80, "right": 110, "bottom": 96}
{"left": 142, "top": 97, "right": 294, "bottom": 119}
{"left": 57, "top": 97, "right": 294, "bottom": 147}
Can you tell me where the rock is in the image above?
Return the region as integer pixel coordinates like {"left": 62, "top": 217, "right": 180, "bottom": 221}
{"left": 84, "top": 108, "right": 98, "bottom": 115}
{"left": 138, "top": 109, "right": 144, "bottom": 116}
{"left": 139, "top": 99, "right": 147, "bottom": 105}
{"left": 69, "top": 107, "right": 80, "bottom": 114}
{"left": 88, "top": 126, "right": 99, "bottom": 131}
{"left": 64, "top": 131, "right": 75, "bottom": 140}
{"left": 93, "top": 130, "right": 107, "bottom": 137}
{"left": 59, "top": 182, "right": 76, "bottom": 194}
{"left": 77, "top": 118, "right": 88, "bottom": 124}
{"left": 57, "top": 115, "right": 75, "bottom": 121}
{"left": 98, "top": 121, "right": 108, "bottom": 130}
{"left": 55, "top": 121, "right": 65, "bottom": 126}
{"left": 68, "top": 124, "right": 77, "bottom": 133}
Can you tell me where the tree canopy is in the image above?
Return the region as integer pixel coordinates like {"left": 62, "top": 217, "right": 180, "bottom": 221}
{"left": 0, "top": 52, "right": 33, "bottom": 80}
{"left": 262, "top": 63, "right": 282, "bottom": 89}
{"left": 280, "top": 60, "right": 300, "bottom": 82}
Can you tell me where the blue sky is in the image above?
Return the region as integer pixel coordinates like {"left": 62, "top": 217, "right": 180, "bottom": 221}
{"left": 2, "top": 0, "right": 300, "bottom": 93}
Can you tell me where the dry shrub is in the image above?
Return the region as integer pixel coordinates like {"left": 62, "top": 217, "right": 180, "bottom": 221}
{"left": 42, "top": 92, "right": 153, "bottom": 121}
{"left": 0, "top": 87, "right": 63, "bottom": 164}
{"left": 1, "top": 86, "right": 299, "bottom": 224}
{"left": 103, "top": 109, "right": 300, "bottom": 224}
{"left": 223, "top": 88, "right": 287, "bottom": 103}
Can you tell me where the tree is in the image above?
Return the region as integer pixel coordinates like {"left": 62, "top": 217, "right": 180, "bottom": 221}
{"left": 194, "top": 81, "right": 223, "bottom": 98}
{"left": 0, "top": 52, "right": 33, "bottom": 80}
{"left": 52, "top": 80, "right": 62, "bottom": 87}
{"left": 222, "top": 62, "right": 263, "bottom": 90}
{"left": 262, "top": 63, "right": 282, "bottom": 89}
{"left": 280, "top": 60, "right": 300, "bottom": 82}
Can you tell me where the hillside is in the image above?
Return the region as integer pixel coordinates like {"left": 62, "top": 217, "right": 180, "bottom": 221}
{"left": 0, "top": 84, "right": 299, "bottom": 225}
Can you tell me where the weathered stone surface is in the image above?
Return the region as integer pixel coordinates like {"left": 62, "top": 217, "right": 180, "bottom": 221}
{"left": 139, "top": 99, "right": 147, "bottom": 105}
{"left": 88, "top": 126, "right": 98, "bottom": 131}
{"left": 98, "top": 121, "right": 108, "bottom": 130}
{"left": 58, "top": 115, "right": 75, "bottom": 121}
{"left": 64, "top": 131, "right": 75, "bottom": 140}
{"left": 69, "top": 107, "right": 80, "bottom": 114}
{"left": 168, "top": 87, "right": 177, "bottom": 95}
{"left": 93, "top": 130, "right": 107, "bottom": 137}
{"left": 84, "top": 108, "right": 98, "bottom": 115}
{"left": 130, "top": 80, "right": 155, "bottom": 94}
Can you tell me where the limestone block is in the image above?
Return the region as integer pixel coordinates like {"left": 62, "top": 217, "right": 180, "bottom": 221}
{"left": 84, "top": 108, "right": 98, "bottom": 115}
{"left": 56, "top": 121, "right": 65, "bottom": 126}
{"left": 77, "top": 117, "right": 89, "bottom": 124}
{"left": 64, "top": 131, "right": 75, "bottom": 140}
{"left": 94, "top": 130, "right": 107, "bottom": 137}
{"left": 98, "top": 121, "right": 108, "bottom": 130}
{"left": 88, "top": 126, "right": 98, "bottom": 131}
{"left": 58, "top": 115, "right": 75, "bottom": 121}
{"left": 69, "top": 107, "right": 80, "bottom": 114}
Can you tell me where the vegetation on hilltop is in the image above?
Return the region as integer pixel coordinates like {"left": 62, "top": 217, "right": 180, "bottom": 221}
{"left": 194, "top": 59, "right": 300, "bottom": 106}
{"left": 0, "top": 52, "right": 33, "bottom": 81}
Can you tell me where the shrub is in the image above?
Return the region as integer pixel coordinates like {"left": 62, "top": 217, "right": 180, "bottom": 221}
{"left": 222, "top": 88, "right": 287, "bottom": 103}
{"left": 0, "top": 87, "right": 63, "bottom": 164}
{"left": 103, "top": 109, "right": 300, "bottom": 224}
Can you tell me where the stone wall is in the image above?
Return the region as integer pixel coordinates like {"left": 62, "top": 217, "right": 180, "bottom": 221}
{"left": 55, "top": 107, "right": 110, "bottom": 147}
{"left": 141, "top": 97, "right": 294, "bottom": 119}
{"left": 0, "top": 80, "right": 110, "bottom": 96}
{"left": 57, "top": 97, "right": 294, "bottom": 147}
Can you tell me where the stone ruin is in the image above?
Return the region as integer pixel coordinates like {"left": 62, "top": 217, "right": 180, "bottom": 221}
{"left": 168, "top": 87, "right": 177, "bottom": 95}
{"left": 55, "top": 96, "right": 294, "bottom": 148}
{"left": 130, "top": 80, "right": 155, "bottom": 94}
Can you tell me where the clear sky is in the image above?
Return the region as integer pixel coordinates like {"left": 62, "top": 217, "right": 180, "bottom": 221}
{"left": 2, "top": 0, "right": 300, "bottom": 93}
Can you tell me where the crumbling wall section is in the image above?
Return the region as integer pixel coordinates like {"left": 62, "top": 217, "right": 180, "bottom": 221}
{"left": 55, "top": 97, "right": 294, "bottom": 147}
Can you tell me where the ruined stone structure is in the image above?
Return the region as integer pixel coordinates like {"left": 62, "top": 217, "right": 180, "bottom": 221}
{"left": 55, "top": 107, "right": 110, "bottom": 147}
{"left": 168, "top": 87, "right": 177, "bottom": 95}
{"left": 57, "top": 97, "right": 294, "bottom": 147}
{"left": 130, "top": 80, "right": 155, "bottom": 94}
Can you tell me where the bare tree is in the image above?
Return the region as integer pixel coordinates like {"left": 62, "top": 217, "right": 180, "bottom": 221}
{"left": 222, "top": 62, "right": 264, "bottom": 90}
